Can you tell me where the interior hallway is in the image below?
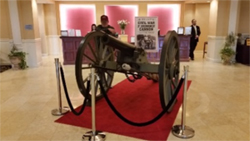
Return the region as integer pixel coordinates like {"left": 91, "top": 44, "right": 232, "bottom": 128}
{"left": 0, "top": 52, "right": 249, "bottom": 141}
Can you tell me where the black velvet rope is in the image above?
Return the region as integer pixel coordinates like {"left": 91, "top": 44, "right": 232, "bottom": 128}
{"left": 60, "top": 65, "right": 89, "bottom": 116}
{"left": 98, "top": 77, "right": 184, "bottom": 126}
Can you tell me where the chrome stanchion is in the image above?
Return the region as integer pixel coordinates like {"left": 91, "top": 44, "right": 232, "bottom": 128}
{"left": 172, "top": 65, "right": 195, "bottom": 138}
{"left": 82, "top": 67, "right": 106, "bottom": 141}
{"left": 51, "top": 58, "right": 69, "bottom": 116}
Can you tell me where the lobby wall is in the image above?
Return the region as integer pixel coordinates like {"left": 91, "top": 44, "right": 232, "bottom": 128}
{"left": 194, "top": 3, "right": 210, "bottom": 51}
{"left": 52, "top": 1, "right": 211, "bottom": 51}
{"left": 0, "top": 1, "right": 12, "bottom": 39}
{"left": 17, "top": 0, "right": 36, "bottom": 39}
{"left": 183, "top": 3, "right": 210, "bottom": 51}
{"left": 44, "top": 4, "right": 62, "bottom": 55}
{"left": 54, "top": 1, "right": 185, "bottom": 36}
{"left": 238, "top": 0, "right": 250, "bottom": 34}
{"left": 183, "top": 4, "right": 195, "bottom": 27}
{"left": 0, "top": 0, "right": 12, "bottom": 64}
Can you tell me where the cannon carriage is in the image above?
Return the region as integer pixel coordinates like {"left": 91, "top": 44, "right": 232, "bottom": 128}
{"left": 75, "top": 30, "right": 180, "bottom": 110}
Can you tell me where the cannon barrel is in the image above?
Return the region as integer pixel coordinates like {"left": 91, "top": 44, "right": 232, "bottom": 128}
{"left": 101, "top": 35, "right": 136, "bottom": 55}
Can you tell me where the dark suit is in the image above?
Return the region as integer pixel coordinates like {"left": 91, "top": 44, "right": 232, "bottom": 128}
{"left": 190, "top": 25, "right": 201, "bottom": 60}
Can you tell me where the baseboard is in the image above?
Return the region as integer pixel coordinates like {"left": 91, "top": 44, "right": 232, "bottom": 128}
{"left": 0, "top": 38, "right": 13, "bottom": 64}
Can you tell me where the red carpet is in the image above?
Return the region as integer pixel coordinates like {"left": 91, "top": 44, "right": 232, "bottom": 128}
{"left": 55, "top": 77, "right": 191, "bottom": 141}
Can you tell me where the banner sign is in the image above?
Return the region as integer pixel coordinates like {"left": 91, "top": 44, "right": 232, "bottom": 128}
{"left": 135, "top": 17, "right": 158, "bottom": 52}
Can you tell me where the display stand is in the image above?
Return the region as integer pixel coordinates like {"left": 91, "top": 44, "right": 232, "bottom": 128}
{"left": 120, "top": 34, "right": 128, "bottom": 42}
{"left": 172, "top": 66, "right": 195, "bottom": 138}
{"left": 82, "top": 67, "right": 106, "bottom": 141}
{"left": 51, "top": 58, "right": 69, "bottom": 116}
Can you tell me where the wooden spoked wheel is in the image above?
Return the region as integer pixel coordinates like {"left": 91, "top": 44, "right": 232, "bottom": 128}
{"left": 75, "top": 31, "right": 114, "bottom": 100}
{"left": 159, "top": 31, "right": 180, "bottom": 110}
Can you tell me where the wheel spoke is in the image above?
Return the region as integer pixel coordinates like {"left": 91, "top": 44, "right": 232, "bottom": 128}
{"left": 83, "top": 53, "right": 96, "bottom": 63}
{"left": 169, "top": 81, "right": 173, "bottom": 96}
{"left": 83, "top": 77, "right": 88, "bottom": 83}
{"left": 174, "top": 59, "right": 179, "bottom": 65}
{"left": 103, "top": 53, "right": 112, "bottom": 61}
{"left": 94, "top": 37, "right": 99, "bottom": 49}
{"left": 101, "top": 71, "right": 109, "bottom": 89}
{"left": 171, "top": 78, "right": 177, "bottom": 89}
{"left": 82, "top": 66, "right": 92, "bottom": 69}
{"left": 87, "top": 43, "right": 98, "bottom": 61}
{"left": 93, "top": 37, "right": 101, "bottom": 57}
{"left": 94, "top": 79, "right": 98, "bottom": 95}
{"left": 102, "top": 45, "right": 108, "bottom": 59}
{"left": 172, "top": 48, "right": 177, "bottom": 59}
{"left": 98, "top": 39, "right": 104, "bottom": 57}
{"left": 106, "top": 71, "right": 113, "bottom": 77}
{"left": 169, "top": 41, "right": 177, "bottom": 63}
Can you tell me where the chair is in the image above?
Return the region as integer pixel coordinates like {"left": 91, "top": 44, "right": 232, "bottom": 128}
{"left": 203, "top": 42, "right": 208, "bottom": 58}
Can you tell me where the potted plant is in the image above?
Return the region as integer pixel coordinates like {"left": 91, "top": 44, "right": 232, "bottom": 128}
{"left": 117, "top": 19, "right": 129, "bottom": 35}
{"left": 220, "top": 32, "right": 236, "bottom": 65}
{"left": 8, "top": 44, "right": 28, "bottom": 69}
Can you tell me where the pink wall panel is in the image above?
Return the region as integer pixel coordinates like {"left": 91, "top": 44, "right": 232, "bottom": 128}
{"left": 148, "top": 5, "right": 180, "bottom": 36}
{"left": 105, "top": 5, "right": 138, "bottom": 42}
{"left": 60, "top": 5, "right": 95, "bottom": 36}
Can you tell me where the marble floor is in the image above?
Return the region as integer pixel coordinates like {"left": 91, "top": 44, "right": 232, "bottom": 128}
{"left": 0, "top": 52, "right": 249, "bottom": 141}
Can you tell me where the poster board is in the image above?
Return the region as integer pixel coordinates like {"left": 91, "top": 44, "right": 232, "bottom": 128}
{"left": 61, "top": 30, "right": 68, "bottom": 36}
{"left": 75, "top": 29, "right": 82, "bottom": 36}
{"left": 68, "top": 29, "right": 75, "bottom": 36}
{"left": 177, "top": 27, "right": 184, "bottom": 35}
{"left": 135, "top": 17, "right": 158, "bottom": 52}
{"left": 184, "top": 27, "right": 192, "bottom": 35}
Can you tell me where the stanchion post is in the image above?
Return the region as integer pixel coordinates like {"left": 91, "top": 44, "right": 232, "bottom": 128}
{"left": 51, "top": 58, "right": 69, "bottom": 116}
{"left": 172, "top": 65, "right": 195, "bottom": 138}
{"left": 181, "top": 66, "right": 188, "bottom": 129}
{"left": 82, "top": 67, "right": 106, "bottom": 141}
{"left": 91, "top": 67, "right": 96, "bottom": 135}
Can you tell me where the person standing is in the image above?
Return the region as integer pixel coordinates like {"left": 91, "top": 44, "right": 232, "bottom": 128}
{"left": 96, "top": 15, "right": 116, "bottom": 36}
{"left": 91, "top": 24, "right": 96, "bottom": 31}
{"left": 190, "top": 19, "right": 201, "bottom": 60}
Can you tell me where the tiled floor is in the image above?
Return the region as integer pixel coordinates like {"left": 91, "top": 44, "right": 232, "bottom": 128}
{"left": 0, "top": 52, "right": 249, "bottom": 141}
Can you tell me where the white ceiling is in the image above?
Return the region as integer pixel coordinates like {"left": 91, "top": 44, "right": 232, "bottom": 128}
{"left": 185, "top": 0, "right": 211, "bottom": 3}
{"left": 37, "top": 0, "right": 211, "bottom": 4}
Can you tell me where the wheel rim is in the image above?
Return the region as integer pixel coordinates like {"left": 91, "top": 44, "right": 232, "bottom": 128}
{"left": 159, "top": 31, "right": 180, "bottom": 109}
{"left": 75, "top": 31, "right": 114, "bottom": 99}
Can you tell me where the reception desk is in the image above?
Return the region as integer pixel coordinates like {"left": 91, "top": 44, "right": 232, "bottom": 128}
{"left": 61, "top": 35, "right": 190, "bottom": 65}
{"left": 147, "top": 35, "right": 190, "bottom": 62}
{"left": 236, "top": 42, "right": 250, "bottom": 65}
{"left": 60, "top": 36, "right": 84, "bottom": 65}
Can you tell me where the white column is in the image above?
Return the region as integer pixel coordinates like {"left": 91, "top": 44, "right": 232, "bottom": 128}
{"left": 228, "top": 0, "right": 239, "bottom": 34}
{"left": 8, "top": 0, "right": 22, "bottom": 48}
{"left": 38, "top": 4, "right": 48, "bottom": 56}
{"left": 228, "top": 0, "right": 240, "bottom": 49}
{"left": 207, "top": 0, "right": 222, "bottom": 62}
{"left": 44, "top": 4, "right": 61, "bottom": 55}
{"left": 207, "top": 36, "right": 226, "bottom": 62}
{"left": 228, "top": 0, "right": 239, "bottom": 61}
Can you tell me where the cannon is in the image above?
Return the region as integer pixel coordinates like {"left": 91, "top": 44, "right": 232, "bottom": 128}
{"left": 75, "top": 30, "right": 180, "bottom": 110}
